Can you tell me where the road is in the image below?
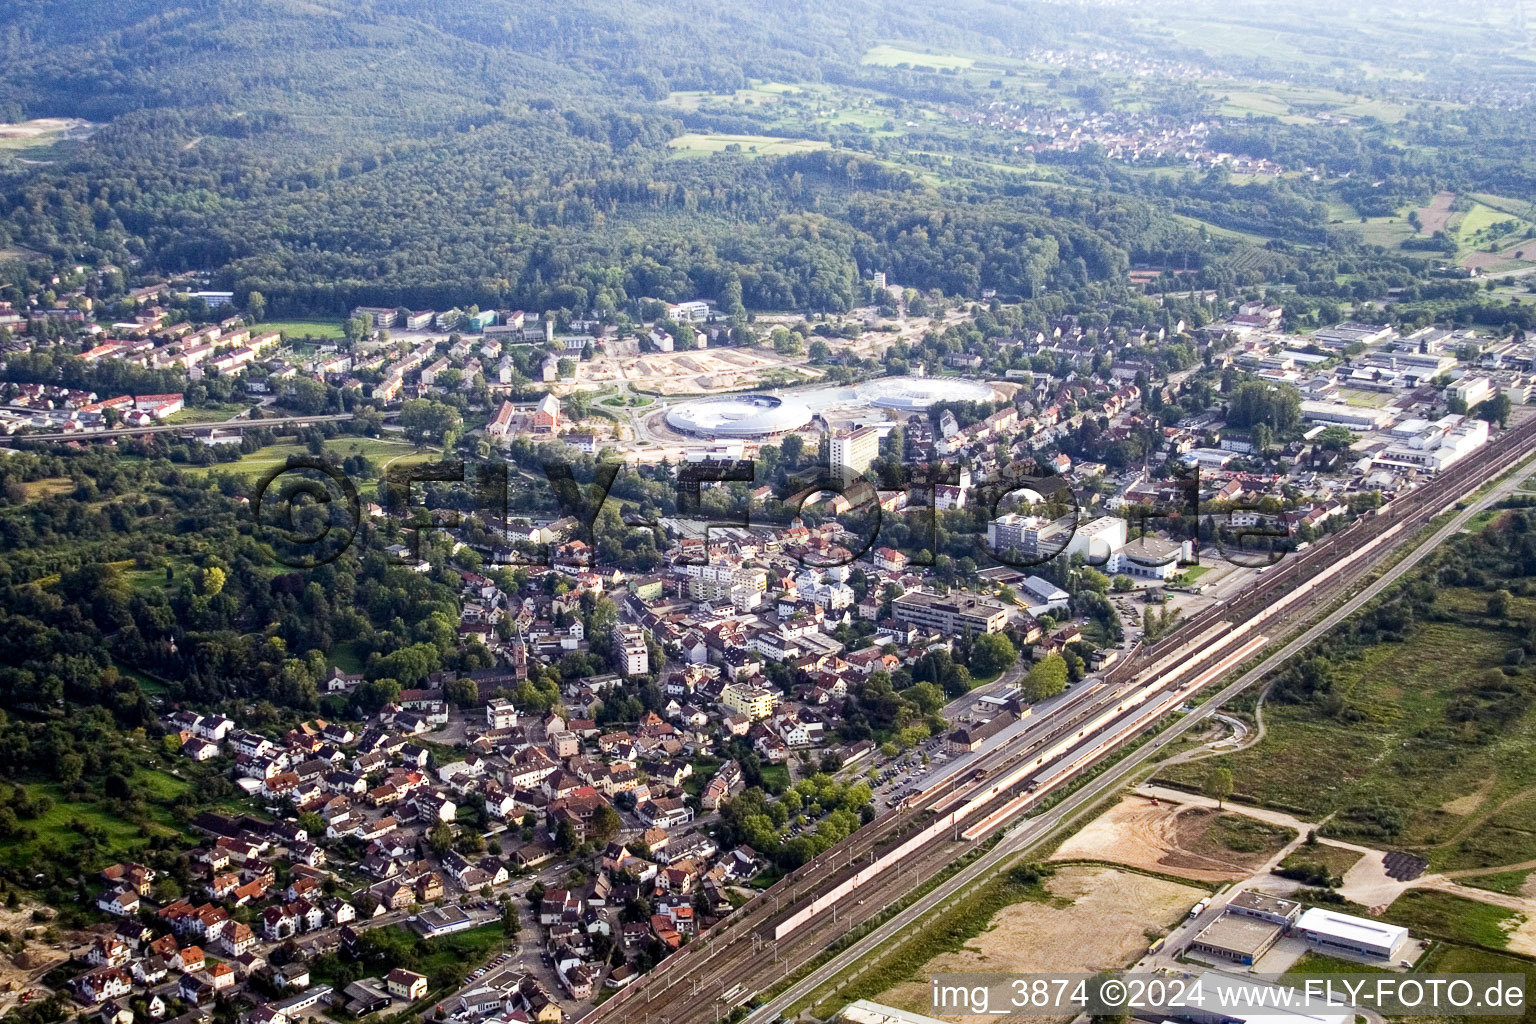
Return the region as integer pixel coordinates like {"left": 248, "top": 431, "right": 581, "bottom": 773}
{"left": 745, "top": 444, "right": 1536, "bottom": 1024}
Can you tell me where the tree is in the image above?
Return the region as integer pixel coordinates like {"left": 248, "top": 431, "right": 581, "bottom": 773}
{"left": 445, "top": 677, "right": 479, "bottom": 706}
{"left": 1227, "top": 379, "right": 1301, "bottom": 433}
{"left": 1089, "top": 971, "right": 1131, "bottom": 1024}
{"left": 56, "top": 753, "right": 83, "bottom": 786}
{"left": 1202, "top": 765, "right": 1233, "bottom": 809}
{"left": 198, "top": 566, "right": 226, "bottom": 597}
{"left": 1488, "top": 589, "right": 1513, "bottom": 620}
{"left": 1476, "top": 393, "right": 1513, "bottom": 429}
{"left": 1251, "top": 422, "right": 1273, "bottom": 453}
{"left": 1024, "top": 654, "right": 1068, "bottom": 701}
{"left": 283, "top": 376, "right": 329, "bottom": 415}
{"left": 1316, "top": 426, "right": 1356, "bottom": 452}
{"left": 245, "top": 290, "right": 266, "bottom": 322}
{"left": 590, "top": 804, "right": 621, "bottom": 843}
{"left": 428, "top": 822, "right": 455, "bottom": 855}
{"left": 399, "top": 399, "right": 463, "bottom": 448}
{"left": 971, "top": 633, "right": 1017, "bottom": 678}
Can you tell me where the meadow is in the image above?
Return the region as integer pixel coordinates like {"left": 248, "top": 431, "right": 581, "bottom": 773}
{"left": 860, "top": 44, "right": 975, "bottom": 70}
{"left": 191, "top": 436, "right": 435, "bottom": 478}
{"left": 666, "top": 133, "right": 829, "bottom": 158}
{"left": 264, "top": 318, "right": 347, "bottom": 340}
{"left": 1157, "top": 586, "right": 1536, "bottom": 869}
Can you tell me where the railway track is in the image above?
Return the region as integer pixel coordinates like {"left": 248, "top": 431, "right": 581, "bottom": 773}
{"left": 585, "top": 414, "right": 1536, "bottom": 1024}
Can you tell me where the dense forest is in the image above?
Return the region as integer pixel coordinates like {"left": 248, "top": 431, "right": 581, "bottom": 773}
{"left": 7, "top": 0, "right": 1532, "bottom": 321}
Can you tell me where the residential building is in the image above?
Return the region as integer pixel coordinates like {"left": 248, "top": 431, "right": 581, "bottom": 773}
{"left": 892, "top": 591, "right": 1009, "bottom": 634}
{"left": 829, "top": 426, "right": 880, "bottom": 484}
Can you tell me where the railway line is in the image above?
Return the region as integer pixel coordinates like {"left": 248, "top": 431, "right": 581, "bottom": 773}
{"left": 584, "top": 413, "right": 1536, "bottom": 1024}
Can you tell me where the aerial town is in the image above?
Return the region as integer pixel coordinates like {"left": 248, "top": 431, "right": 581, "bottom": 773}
{"left": 5, "top": 7, "right": 1536, "bottom": 1024}
{"left": 0, "top": 253, "right": 1528, "bottom": 1024}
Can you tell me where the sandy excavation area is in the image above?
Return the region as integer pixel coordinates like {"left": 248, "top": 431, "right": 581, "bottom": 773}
{"left": 0, "top": 901, "right": 76, "bottom": 1004}
{"left": 881, "top": 864, "right": 1204, "bottom": 1024}
{"left": 1048, "top": 794, "right": 1282, "bottom": 882}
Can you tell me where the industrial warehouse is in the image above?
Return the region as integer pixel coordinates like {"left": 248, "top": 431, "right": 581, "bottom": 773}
{"left": 1188, "top": 891, "right": 1410, "bottom": 966}
{"left": 1295, "top": 908, "right": 1411, "bottom": 962}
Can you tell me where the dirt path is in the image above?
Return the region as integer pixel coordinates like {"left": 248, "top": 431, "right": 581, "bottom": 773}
{"left": 1405, "top": 784, "right": 1536, "bottom": 853}
{"left": 1443, "top": 858, "right": 1536, "bottom": 879}
{"left": 1160, "top": 683, "right": 1271, "bottom": 769}
{"left": 1417, "top": 877, "right": 1536, "bottom": 956}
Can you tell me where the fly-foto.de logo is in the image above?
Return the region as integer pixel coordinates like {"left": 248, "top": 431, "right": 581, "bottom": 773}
{"left": 251, "top": 454, "right": 1293, "bottom": 571}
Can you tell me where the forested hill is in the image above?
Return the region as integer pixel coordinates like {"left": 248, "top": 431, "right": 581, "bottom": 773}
{"left": 0, "top": 0, "right": 1101, "bottom": 127}
{"left": 0, "top": 0, "right": 1168, "bottom": 318}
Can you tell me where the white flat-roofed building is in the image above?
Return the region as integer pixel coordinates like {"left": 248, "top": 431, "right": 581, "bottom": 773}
{"left": 988, "top": 513, "right": 1069, "bottom": 561}
{"left": 1182, "top": 447, "right": 1235, "bottom": 469}
{"left": 1311, "top": 321, "right": 1395, "bottom": 351}
{"left": 1299, "top": 401, "right": 1397, "bottom": 432}
{"left": 1225, "top": 889, "right": 1301, "bottom": 926}
{"left": 1065, "top": 515, "right": 1127, "bottom": 564}
{"left": 840, "top": 1000, "right": 951, "bottom": 1024}
{"left": 1294, "top": 907, "right": 1409, "bottom": 960}
{"left": 667, "top": 300, "right": 711, "bottom": 323}
{"left": 1165, "top": 974, "right": 1353, "bottom": 1024}
{"left": 1448, "top": 375, "right": 1494, "bottom": 408}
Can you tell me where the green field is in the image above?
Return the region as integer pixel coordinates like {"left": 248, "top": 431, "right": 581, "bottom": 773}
{"left": 1337, "top": 388, "right": 1393, "bottom": 408}
{"left": 1277, "top": 842, "right": 1364, "bottom": 881}
{"left": 1284, "top": 949, "right": 1394, "bottom": 975}
{"left": 0, "top": 765, "right": 199, "bottom": 872}
{"left": 1416, "top": 943, "right": 1536, "bottom": 1024}
{"left": 330, "top": 639, "right": 368, "bottom": 675}
{"left": 1155, "top": 584, "right": 1536, "bottom": 866}
{"left": 1456, "top": 201, "right": 1536, "bottom": 257}
{"left": 860, "top": 44, "right": 975, "bottom": 69}
{"left": 1206, "top": 82, "right": 1415, "bottom": 124}
{"left": 1170, "top": 213, "right": 1276, "bottom": 247}
{"left": 195, "top": 437, "right": 435, "bottom": 477}
{"left": 263, "top": 318, "right": 347, "bottom": 339}
{"left": 18, "top": 477, "right": 74, "bottom": 499}
{"left": 661, "top": 81, "right": 820, "bottom": 112}
{"left": 760, "top": 763, "right": 791, "bottom": 793}
{"left": 1210, "top": 814, "right": 1296, "bottom": 853}
{"left": 667, "top": 133, "right": 829, "bottom": 157}
{"left": 166, "top": 403, "right": 249, "bottom": 424}
{"left": 600, "top": 394, "right": 653, "bottom": 408}
{"left": 1384, "top": 889, "right": 1525, "bottom": 950}
{"left": 1457, "top": 868, "right": 1534, "bottom": 897}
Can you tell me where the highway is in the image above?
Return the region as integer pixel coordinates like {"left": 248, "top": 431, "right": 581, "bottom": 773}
{"left": 584, "top": 411, "right": 1536, "bottom": 1024}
